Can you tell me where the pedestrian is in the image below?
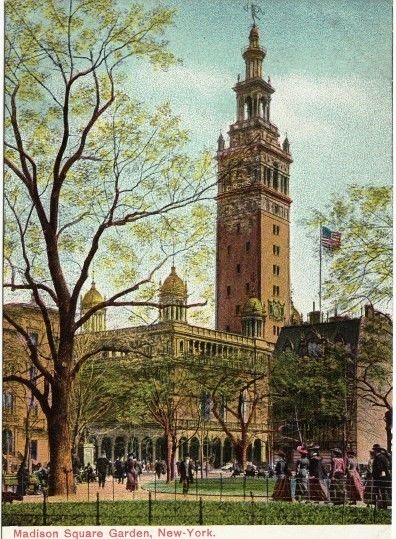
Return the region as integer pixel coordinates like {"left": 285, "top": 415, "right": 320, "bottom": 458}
{"left": 155, "top": 459, "right": 162, "bottom": 480}
{"left": 372, "top": 444, "right": 391, "bottom": 508}
{"left": 308, "top": 446, "right": 329, "bottom": 501}
{"left": 346, "top": 450, "right": 364, "bottom": 504}
{"left": 272, "top": 450, "right": 292, "bottom": 501}
{"left": 96, "top": 452, "right": 110, "bottom": 489}
{"left": 114, "top": 457, "right": 124, "bottom": 484}
{"left": 84, "top": 462, "right": 94, "bottom": 483}
{"left": 295, "top": 446, "right": 310, "bottom": 501}
{"left": 363, "top": 450, "right": 375, "bottom": 506}
{"left": 125, "top": 458, "right": 138, "bottom": 495}
{"left": 329, "top": 448, "right": 346, "bottom": 505}
{"left": 179, "top": 455, "right": 194, "bottom": 495}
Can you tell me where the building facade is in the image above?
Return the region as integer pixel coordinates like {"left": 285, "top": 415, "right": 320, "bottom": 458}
{"left": 216, "top": 24, "right": 292, "bottom": 344}
{"left": 273, "top": 310, "right": 389, "bottom": 464}
{"left": 3, "top": 303, "right": 56, "bottom": 473}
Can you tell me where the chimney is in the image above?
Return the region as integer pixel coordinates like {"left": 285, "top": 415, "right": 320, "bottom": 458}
{"left": 308, "top": 311, "right": 321, "bottom": 324}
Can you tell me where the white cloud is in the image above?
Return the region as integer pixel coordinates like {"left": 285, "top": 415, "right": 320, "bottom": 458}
{"left": 135, "top": 63, "right": 235, "bottom": 101}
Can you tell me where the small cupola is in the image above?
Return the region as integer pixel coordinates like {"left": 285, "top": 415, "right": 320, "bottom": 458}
{"left": 159, "top": 266, "right": 188, "bottom": 323}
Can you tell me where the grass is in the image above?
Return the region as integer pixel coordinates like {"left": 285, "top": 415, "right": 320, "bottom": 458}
{"left": 2, "top": 499, "right": 391, "bottom": 526}
{"left": 144, "top": 477, "right": 276, "bottom": 497}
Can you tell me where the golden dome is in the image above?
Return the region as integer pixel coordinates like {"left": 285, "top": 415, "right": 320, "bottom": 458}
{"left": 160, "top": 266, "right": 187, "bottom": 298}
{"left": 82, "top": 281, "right": 104, "bottom": 308}
{"left": 242, "top": 296, "right": 264, "bottom": 316}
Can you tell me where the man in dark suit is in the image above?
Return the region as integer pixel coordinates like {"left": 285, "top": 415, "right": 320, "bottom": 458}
{"left": 372, "top": 444, "right": 391, "bottom": 508}
{"left": 179, "top": 456, "right": 194, "bottom": 494}
{"left": 96, "top": 453, "right": 110, "bottom": 488}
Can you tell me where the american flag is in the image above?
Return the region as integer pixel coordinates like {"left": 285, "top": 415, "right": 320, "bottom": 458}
{"left": 321, "top": 226, "right": 341, "bottom": 250}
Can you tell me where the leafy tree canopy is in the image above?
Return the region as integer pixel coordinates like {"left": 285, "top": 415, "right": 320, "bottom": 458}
{"left": 306, "top": 185, "right": 392, "bottom": 312}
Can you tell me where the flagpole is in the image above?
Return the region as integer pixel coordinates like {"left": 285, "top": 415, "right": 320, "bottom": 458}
{"left": 319, "top": 223, "right": 322, "bottom": 316}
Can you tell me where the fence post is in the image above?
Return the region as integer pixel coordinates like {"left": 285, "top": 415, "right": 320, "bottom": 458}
{"left": 243, "top": 475, "right": 246, "bottom": 500}
{"left": 220, "top": 473, "right": 223, "bottom": 502}
{"left": 195, "top": 473, "right": 198, "bottom": 500}
{"left": 174, "top": 479, "right": 177, "bottom": 501}
{"left": 154, "top": 473, "right": 157, "bottom": 501}
{"left": 65, "top": 469, "right": 69, "bottom": 502}
{"left": 42, "top": 493, "right": 47, "bottom": 525}
{"left": 87, "top": 476, "right": 90, "bottom": 502}
{"left": 373, "top": 496, "right": 377, "bottom": 524}
{"left": 342, "top": 481, "right": 346, "bottom": 525}
{"left": 250, "top": 492, "right": 255, "bottom": 525}
{"left": 199, "top": 497, "right": 203, "bottom": 525}
{"left": 96, "top": 492, "right": 100, "bottom": 525}
{"left": 112, "top": 472, "right": 115, "bottom": 502}
{"left": 266, "top": 475, "right": 268, "bottom": 500}
{"left": 148, "top": 491, "right": 152, "bottom": 525}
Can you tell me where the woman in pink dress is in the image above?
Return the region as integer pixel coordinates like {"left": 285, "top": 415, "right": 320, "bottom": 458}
{"left": 329, "top": 448, "right": 346, "bottom": 504}
{"left": 126, "top": 459, "right": 138, "bottom": 494}
{"left": 346, "top": 450, "right": 364, "bottom": 503}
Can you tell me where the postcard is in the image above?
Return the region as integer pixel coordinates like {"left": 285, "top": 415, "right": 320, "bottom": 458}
{"left": 2, "top": 1, "right": 392, "bottom": 538}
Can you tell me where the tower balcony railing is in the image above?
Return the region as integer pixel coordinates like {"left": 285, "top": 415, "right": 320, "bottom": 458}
{"left": 242, "top": 45, "right": 266, "bottom": 55}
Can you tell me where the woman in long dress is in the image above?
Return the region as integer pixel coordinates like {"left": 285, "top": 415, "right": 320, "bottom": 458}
{"left": 363, "top": 450, "right": 375, "bottom": 506}
{"left": 126, "top": 459, "right": 138, "bottom": 494}
{"left": 346, "top": 450, "right": 364, "bottom": 503}
{"left": 329, "top": 448, "right": 346, "bottom": 504}
{"left": 272, "top": 450, "right": 292, "bottom": 501}
{"left": 308, "top": 449, "right": 329, "bottom": 501}
{"left": 295, "top": 447, "right": 310, "bottom": 501}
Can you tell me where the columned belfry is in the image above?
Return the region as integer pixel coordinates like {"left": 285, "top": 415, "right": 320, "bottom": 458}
{"left": 216, "top": 24, "right": 292, "bottom": 344}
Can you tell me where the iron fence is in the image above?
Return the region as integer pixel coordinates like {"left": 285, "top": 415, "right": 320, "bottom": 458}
{"left": 2, "top": 487, "right": 392, "bottom": 526}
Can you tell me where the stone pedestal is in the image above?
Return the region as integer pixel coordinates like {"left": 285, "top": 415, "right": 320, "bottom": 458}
{"left": 83, "top": 443, "right": 95, "bottom": 466}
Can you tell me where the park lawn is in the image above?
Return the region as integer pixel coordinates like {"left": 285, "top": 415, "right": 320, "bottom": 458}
{"left": 144, "top": 477, "right": 275, "bottom": 497}
{"left": 2, "top": 499, "right": 391, "bottom": 526}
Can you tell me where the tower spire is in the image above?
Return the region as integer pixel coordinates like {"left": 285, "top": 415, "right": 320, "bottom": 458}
{"left": 243, "top": 24, "right": 266, "bottom": 80}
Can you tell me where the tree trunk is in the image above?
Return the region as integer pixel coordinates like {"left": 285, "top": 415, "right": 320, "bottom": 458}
{"left": 165, "top": 431, "right": 173, "bottom": 483}
{"left": 170, "top": 439, "right": 177, "bottom": 481}
{"left": 47, "top": 378, "right": 75, "bottom": 496}
{"left": 234, "top": 438, "right": 248, "bottom": 470}
{"left": 385, "top": 408, "right": 392, "bottom": 453}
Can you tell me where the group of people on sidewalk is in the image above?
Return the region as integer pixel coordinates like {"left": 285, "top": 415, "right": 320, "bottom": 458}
{"left": 272, "top": 443, "right": 391, "bottom": 508}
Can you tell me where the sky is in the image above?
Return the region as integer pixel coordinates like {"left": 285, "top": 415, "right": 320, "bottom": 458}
{"left": 4, "top": 0, "right": 392, "bottom": 326}
{"left": 127, "top": 0, "right": 392, "bottom": 321}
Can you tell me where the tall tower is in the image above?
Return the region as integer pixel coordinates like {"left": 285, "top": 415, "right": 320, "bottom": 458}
{"left": 215, "top": 24, "right": 292, "bottom": 344}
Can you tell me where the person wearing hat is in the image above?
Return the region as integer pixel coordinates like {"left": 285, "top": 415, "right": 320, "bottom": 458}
{"left": 363, "top": 450, "right": 375, "bottom": 506}
{"left": 308, "top": 447, "right": 329, "bottom": 501}
{"left": 345, "top": 450, "right": 363, "bottom": 503}
{"left": 371, "top": 444, "right": 391, "bottom": 508}
{"left": 272, "top": 450, "right": 292, "bottom": 501}
{"left": 329, "top": 448, "right": 346, "bottom": 504}
{"left": 179, "top": 455, "right": 194, "bottom": 495}
{"left": 96, "top": 452, "right": 110, "bottom": 489}
{"left": 295, "top": 447, "right": 310, "bottom": 501}
{"left": 125, "top": 457, "right": 138, "bottom": 495}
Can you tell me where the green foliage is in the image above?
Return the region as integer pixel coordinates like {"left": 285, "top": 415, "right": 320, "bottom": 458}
{"left": 306, "top": 185, "right": 392, "bottom": 311}
{"left": 2, "top": 499, "right": 391, "bottom": 526}
{"left": 357, "top": 313, "right": 392, "bottom": 412}
{"left": 271, "top": 347, "right": 349, "bottom": 429}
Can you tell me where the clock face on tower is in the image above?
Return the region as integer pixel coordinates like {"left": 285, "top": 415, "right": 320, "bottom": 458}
{"left": 268, "top": 300, "right": 285, "bottom": 322}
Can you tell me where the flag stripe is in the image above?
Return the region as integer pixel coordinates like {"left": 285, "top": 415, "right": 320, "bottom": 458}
{"left": 321, "top": 226, "right": 341, "bottom": 249}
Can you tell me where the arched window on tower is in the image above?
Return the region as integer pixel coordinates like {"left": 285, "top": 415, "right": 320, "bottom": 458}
{"left": 273, "top": 164, "right": 279, "bottom": 191}
{"left": 244, "top": 96, "right": 253, "bottom": 120}
{"left": 259, "top": 98, "right": 265, "bottom": 118}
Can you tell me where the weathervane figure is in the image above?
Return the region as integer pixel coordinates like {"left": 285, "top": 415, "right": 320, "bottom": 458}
{"left": 244, "top": 2, "right": 263, "bottom": 25}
